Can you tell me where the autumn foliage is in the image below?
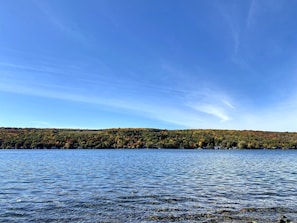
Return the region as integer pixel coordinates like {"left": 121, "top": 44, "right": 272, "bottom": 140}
{"left": 0, "top": 127, "right": 297, "bottom": 149}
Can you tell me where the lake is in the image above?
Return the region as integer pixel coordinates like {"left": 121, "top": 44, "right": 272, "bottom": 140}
{"left": 1, "top": 149, "right": 297, "bottom": 222}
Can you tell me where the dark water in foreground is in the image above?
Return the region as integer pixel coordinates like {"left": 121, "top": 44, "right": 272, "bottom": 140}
{"left": 1, "top": 149, "right": 297, "bottom": 223}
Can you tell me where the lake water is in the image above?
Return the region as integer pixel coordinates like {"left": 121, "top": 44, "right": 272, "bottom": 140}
{"left": 1, "top": 149, "right": 297, "bottom": 222}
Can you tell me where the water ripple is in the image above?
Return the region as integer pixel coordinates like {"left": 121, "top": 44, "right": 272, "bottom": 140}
{"left": 1, "top": 149, "right": 297, "bottom": 222}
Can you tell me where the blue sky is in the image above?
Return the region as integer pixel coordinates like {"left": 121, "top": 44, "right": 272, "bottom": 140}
{"left": 1, "top": 0, "right": 297, "bottom": 131}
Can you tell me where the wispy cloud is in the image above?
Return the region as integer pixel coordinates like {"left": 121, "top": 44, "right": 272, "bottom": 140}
{"left": 185, "top": 89, "right": 235, "bottom": 122}
{"left": 0, "top": 61, "right": 60, "bottom": 75}
{"left": 214, "top": 1, "right": 241, "bottom": 55}
{"left": 0, "top": 60, "right": 237, "bottom": 129}
{"left": 215, "top": 0, "right": 259, "bottom": 56}
{"left": 33, "top": 0, "right": 92, "bottom": 47}
{"left": 1, "top": 55, "right": 296, "bottom": 131}
{"left": 192, "top": 104, "right": 230, "bottom": 122}
{"left": 246, "top": 0, "right": 257, "bottom": 29}
{"left": 222, "top": 99, "right": 235, "bottom": 109}
{"left": 2, "top": 66, "right": 297, "bottom": 131}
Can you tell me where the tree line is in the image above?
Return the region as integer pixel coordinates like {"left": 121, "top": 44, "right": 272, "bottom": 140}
{"left": 0, "top": 127, "right": 297, "bottom": 149}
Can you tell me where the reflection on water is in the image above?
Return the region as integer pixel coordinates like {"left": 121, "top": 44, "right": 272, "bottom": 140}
{"left": 1, "top": 149, "right": 297, "bottom": 222}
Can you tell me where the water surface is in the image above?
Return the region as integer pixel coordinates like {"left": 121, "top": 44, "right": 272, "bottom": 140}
{"left": 1, "top": 149, "right": 297, "bottom": 222}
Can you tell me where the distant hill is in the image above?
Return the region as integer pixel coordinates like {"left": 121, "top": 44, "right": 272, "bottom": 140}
{"left": 1, "top": 127, "right": 297, "bottom": 149}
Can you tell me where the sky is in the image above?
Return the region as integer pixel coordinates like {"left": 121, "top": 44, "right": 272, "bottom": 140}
{"left": 1, "top": 0, "right": 297, "bottom": 131}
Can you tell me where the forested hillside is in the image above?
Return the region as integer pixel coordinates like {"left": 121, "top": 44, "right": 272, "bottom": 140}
{"left": 0, "top": 127, "right": 297, "bottom": 149}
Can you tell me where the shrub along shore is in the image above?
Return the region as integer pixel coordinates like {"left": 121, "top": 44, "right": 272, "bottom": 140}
{"left": 0, "top": 127, "right": 297, "bottom": 149}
